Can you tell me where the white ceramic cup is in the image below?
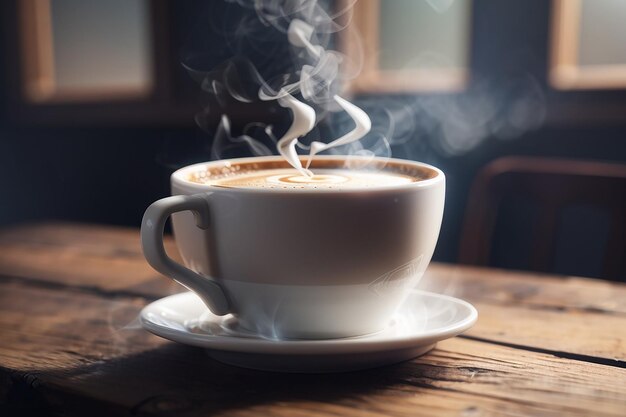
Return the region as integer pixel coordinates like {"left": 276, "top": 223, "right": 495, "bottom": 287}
{"left": 141, "top": 156, "right": 445, "bottom": 339}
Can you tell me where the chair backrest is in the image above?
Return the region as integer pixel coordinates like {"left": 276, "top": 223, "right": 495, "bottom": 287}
{"left": 459, "top": 156, "right": 626, "bottom": 280}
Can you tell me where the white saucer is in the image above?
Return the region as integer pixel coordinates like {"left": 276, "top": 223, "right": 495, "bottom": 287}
{"left": 140, "top": 290, "right": 477, "bottom": 373}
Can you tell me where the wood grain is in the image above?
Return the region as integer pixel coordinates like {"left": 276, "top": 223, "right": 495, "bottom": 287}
{"left": 1, "top": 223, "right": 626, "bottom": 416}
{"left": 424, "top": 264, "right": 626, "bottom": 315}
{"left": 468, "top": 302, "right": 626, "bottom": 361}
{"left": 3, "top": 223, "right": 626, "bottom": 315}
{"left": 2, "top": 223, "right": 626, "bottom": 363}
{"left": 1, "top": 280, "right": 625, "bottom": 417}
{"left": 0, "top": 222, "right": 181, "bottom": 298}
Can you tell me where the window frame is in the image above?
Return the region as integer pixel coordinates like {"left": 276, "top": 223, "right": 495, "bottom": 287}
{"left": 550, "top": 0, "right": 626, "bottom": 90}
{"left": 340, "top": 0, "right": 471, "bottom": 94}
{"left": 3, "top": 0, "right": 626, "bottom": 127}
{"left": 2, "top": 0, "right": 198, "bottom": 125}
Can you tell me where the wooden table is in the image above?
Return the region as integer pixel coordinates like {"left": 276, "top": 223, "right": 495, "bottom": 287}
{"left": 0, "top": 223, "right": 625, "bottom": 417}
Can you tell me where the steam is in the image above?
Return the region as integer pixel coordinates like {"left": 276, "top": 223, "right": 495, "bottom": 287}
{"left": 349, "top": 74, "right": 546, "bottom": 160}
{"left": 188, "top": 0, "right": 373, "bottom": 176}
{"left": 270, "top": 92, "right": 317, "bottom": 176}
{"left": 284, "top": 18, "right": 372, "bottom": 172}
{"left": 211, "top": 115, "right": 274, "bottom": 161}
{"left": 187, "top": 0, "right": 546, "bottom": 170}
{"left": 252, "top": 16, "right": 372, "bottom": 177}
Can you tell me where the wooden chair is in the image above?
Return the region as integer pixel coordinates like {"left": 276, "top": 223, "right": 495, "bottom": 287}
{"left": 459, "top": 156, "right": 626, "bottom": 281}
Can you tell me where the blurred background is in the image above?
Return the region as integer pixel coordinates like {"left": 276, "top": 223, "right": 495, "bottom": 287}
{"left": 0, "top": 0, "right": 625, "bottom": 281}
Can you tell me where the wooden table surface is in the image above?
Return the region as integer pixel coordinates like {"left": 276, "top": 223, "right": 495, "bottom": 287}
{"left": 0, "top": 223, "right": 625, "bottom": 417}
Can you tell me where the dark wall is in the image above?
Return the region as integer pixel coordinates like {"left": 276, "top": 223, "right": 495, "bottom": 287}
{"left": 0, "top": 126, "right": 201, "bottom": 227}
{"left": 1, "top": 0, "right": 626, "bottom": 277}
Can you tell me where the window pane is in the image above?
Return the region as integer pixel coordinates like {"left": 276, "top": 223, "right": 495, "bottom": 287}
{"left": 50, "top": 0, "right": 152, "bottom": 94}
{"left": 578, "top": 0, "right": 626, "bottom": 67}
{"left": 378, "top": 0, "right": 471, "bottom": 71}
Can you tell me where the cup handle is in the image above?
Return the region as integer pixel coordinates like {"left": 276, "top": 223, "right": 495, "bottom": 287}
{"left": 141, "top": 194, "right": 230, "bottom": 315}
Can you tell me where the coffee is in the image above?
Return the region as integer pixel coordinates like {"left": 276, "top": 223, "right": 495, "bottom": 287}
{"left": 187, "top": 159, "right": 433, "bottom": 190}
{"left": 200, "top": 169, "right": 416, "bottom": 190}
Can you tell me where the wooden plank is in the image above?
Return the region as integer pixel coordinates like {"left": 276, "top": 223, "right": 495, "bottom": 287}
{"left": 0, "top": 281, "right": 163, "bottom": 372}
{"left": 1, "top": 281, "right": 626, "bottom": 417}
{"left": 2, "top": 223, "right": 626, "bottom": 363}
{"left": 2, "top": 223, "right": 626, "bottom": 315}
{"left": 0, "top": 222, "right": 180, "bottom": 298}
{"left": 0, "top": 283, "right": 626, "bottom": 416}
{"left": 468, "top": 302, "right": 626, "bottom": 361}
{"left": 423, "top": 266, "right": 626, "bottom": 362}
{"left": 424, "top": 264, "right": 626, "bottom": 315}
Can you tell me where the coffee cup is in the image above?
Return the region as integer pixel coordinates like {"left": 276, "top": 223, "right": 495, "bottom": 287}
{"left": 141, "top": 155, "right": 445, "bottom": 339}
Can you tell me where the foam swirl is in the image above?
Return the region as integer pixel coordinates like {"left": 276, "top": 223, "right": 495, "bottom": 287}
{"left": 198, "top": 168, "right": 416, "bottom": 190}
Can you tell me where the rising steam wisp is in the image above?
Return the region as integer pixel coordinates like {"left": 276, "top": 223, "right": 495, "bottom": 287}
{"left": 188, "top": 0, "right": 375, "bottom": 178}
{"left": 257, "top": 17, "right": 372, "bottom": 177}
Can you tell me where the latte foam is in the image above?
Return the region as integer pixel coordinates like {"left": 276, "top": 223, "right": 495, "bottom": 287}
{"left": 190, "top": 168, "right": 416, "bottom": 190}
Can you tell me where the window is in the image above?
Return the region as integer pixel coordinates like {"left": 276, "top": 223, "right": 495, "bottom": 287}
{"left": 19, "top": 0, "right": 153, "bottom": 102}
{"left": 551, "top": 0, "right": 626, "bottom": 90}
{"left": 342, "top": 0, "right": 472, "bottom": 93}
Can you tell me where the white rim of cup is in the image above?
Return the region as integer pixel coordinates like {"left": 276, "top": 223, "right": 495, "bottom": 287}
{"left": 171, "top": 155, "right": 445, "bottom": 194}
